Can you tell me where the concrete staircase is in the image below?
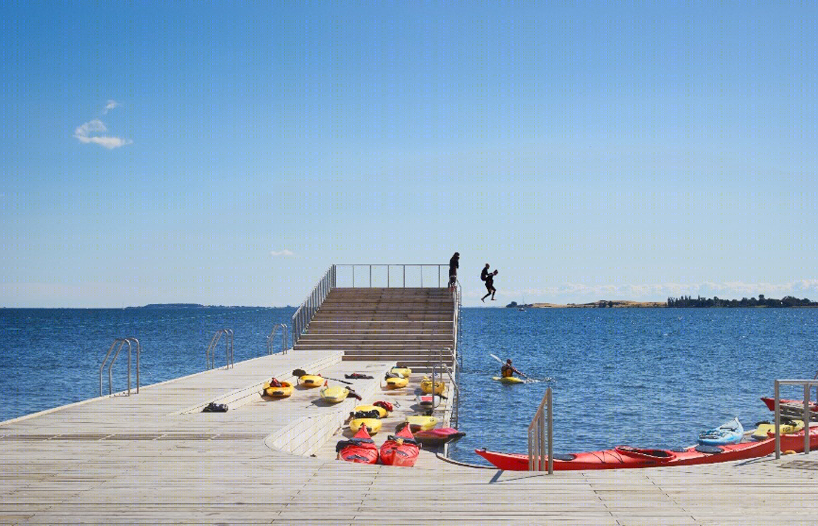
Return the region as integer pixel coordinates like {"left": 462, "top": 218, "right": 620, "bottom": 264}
{"left": 292, "top": 287, "right": 456, "bottom": 372}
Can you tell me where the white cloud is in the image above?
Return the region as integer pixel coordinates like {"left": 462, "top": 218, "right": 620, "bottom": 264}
{"left": 74, "top": 118, "right": 132, "bottom": 149}
{"left": 103, "top": 100, "right": 119, "bottom": 114}
{"left": 271, "top": 249, "right": 295, "bottom": 257}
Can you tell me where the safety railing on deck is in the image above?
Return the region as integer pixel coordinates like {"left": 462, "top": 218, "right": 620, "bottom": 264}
{"left": 292, "top": 265, "right": 336, "bottom": 346}
{"left": 773, "top": 379, "right": 818, "bottom": 459}
{"left": 528, "top": 387, "right": 553, "bottom": 473}
{"left": 99, "top": 337, "right": 141, "bottom": 396}
{"left": 335, "top": 264, "right": 448, "bottom": 288}
{"left": 267, "top": 324, "right": 289, "bottom": 355}
{"left": 206, "top": 329, "right": 234, "bottom": 370}
{"left": 291, "top": 263, "right": 451, "bottom": 345}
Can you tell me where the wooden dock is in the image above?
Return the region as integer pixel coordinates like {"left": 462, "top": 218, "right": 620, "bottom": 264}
{"left": 2, "top": 349, "right": 818, "bottom": 524}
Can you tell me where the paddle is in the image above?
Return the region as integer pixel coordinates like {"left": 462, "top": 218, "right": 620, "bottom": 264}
{"left": 489, "top": 353, "right": 531, "bottom": 381}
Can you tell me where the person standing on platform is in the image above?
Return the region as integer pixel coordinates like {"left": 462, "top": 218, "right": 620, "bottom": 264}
{"left": 448, "top": 252, "right": 460, "bottom": 289}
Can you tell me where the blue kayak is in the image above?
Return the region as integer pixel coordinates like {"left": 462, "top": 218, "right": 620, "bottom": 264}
{"left": 698, "top": 417, "right": 743, "bottom": 445}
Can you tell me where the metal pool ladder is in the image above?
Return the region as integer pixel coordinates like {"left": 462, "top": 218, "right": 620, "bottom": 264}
{"left": 267, "top": 324, "right": 289, "bottom": 354}
{"left": 99, "top": 337, "right": 141, "bottom": 396}
{"left": 206, "top": 329, "right": 234, "bottom": 369}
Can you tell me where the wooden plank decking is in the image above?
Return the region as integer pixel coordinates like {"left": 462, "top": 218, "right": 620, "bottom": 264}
{"left": 2, "top": 350, "right": 818, "bottom": 524}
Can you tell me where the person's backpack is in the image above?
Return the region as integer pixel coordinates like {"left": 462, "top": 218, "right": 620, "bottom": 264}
{"left": 481, "top": 269, "right": 488, "bottom": 281}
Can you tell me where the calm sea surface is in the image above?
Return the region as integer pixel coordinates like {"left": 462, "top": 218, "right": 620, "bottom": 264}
{"left": 2, "top": 307, "right": 816, "bottom": 466}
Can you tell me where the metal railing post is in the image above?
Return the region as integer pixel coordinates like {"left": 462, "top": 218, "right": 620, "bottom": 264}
{"left": 805, "top": 383, "right": 811, "bottom": 454}
{"left": 774, "top": 379, "right": 818, "bottom": 458}
{"left": 528, "top": 387, "right": 553, "bottom": 473}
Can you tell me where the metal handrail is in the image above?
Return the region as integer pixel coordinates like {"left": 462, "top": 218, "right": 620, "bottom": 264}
{"left": 99, "top": 337, "right": 141, "bottom": 396}
{"left": 335, "top": 264, "right": 447, "bottom": 288}
{"left": 528, "top": 388, "right": 553, "bottom": 473}
{"left": 292, "top": 265, "right": 336, "bottom": 346}
{"left": 267, "top": 324, "right": 289, "bottom": 355}
{"left": 291, "top": 263, "right": 451, "bottom": 345}
{"left": 428, "top": 346, "right": 460, "bottom": 439}
{"left": 206, "top": 329, "right": 234, "bottom": 369}
{"left": 773, "top": 379, "right": 818, "bottom": 458}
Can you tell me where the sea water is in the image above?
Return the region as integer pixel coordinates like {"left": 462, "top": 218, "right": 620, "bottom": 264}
{"left": 1, "top": 307, "right": 816, "bottom": 466}
{"left": 451, "top": 307, "right": 818, "bottom": 465}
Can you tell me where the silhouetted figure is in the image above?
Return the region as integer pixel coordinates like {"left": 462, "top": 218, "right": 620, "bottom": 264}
{"left": 448, "top": 252, "right": 460, "bottom": 288}
{"left": 481, "top": 269, "right": 498, "bottom": 302}
{"left": 501, "top": 359, "right": 521, "bottom": 378}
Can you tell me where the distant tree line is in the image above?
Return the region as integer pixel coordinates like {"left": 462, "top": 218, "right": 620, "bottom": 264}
{"left": 666, "top": 295, "right": 818, "bottom": 308}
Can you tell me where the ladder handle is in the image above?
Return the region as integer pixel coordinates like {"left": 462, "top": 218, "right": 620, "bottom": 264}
{"left": 99, "top": 341, "right": 118, "bottom": 396}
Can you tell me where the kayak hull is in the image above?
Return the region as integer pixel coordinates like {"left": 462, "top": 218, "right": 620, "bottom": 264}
{"left": 761, "top": 397, "right": 818, "bottom": 412}
{"left": 350, "top": 418, "right": 382, "bottom": 435}
{"left": 263, "top": 381, "right": 294, "bottom": 398}
{"left": 406, "top": 415, "right": 437, "bottom": 432}
{"left": 380, "top": 425, "right": 419, "bottom": 467}
{"left": 320, "top": 385, "right": 349, "bottom": 404}
{"left": 385, "top": 377, "right": 408, "bottom": 389}
{"left": 698, "top": 417, "right": 743, "bottom": 445}
{"left": 414, "top": 427, "right": 465, "bottom": 447}
{"left": 338, "top": 425, "right": 379, "bottom": 464}
{"left": 390, "top": 366, "right": 412, "bottom": 379}
{"left": 299, "top": 375, "right": 324, "bottom": 388}
{"left": 492, "top": 376, "right": 524, "bottom": 385}
{"left": 354, "top": 404, "right": 388, "bottom": 418}
{"left": 417, "top": 395, "right": 443, "bottom": 409}
{"left": 476, "top": 426, "right": 818, "bottom": 471}
{"left": 751, "top": 420, "right": 804, "bottom": 441}
{"left": 420, "top": 377, "right": 446, "bottom": 394}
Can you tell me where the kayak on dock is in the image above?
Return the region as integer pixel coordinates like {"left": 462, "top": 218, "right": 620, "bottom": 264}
{"left": 380, "top": 424, "right": 420, "bottom": 467}
{"left": 761, "top": 397, "right": 818, "bottom": 412}
{"left": 420, "top": 377, "right": 446, "bottom": 395}
{"left": 354, "top": 404, "right": 388, "bottom": 418}
{"left": 417, "top": 394, "right": 443, "bottom": 409}
{"left": 384, "top": 375, "right": 408, "bottom": 389}
{"left": 337, "top": 424, "right": 379, "bottom": 464}
{"left": 698, "top": 417, "right": 743, "bottom": 445}
{"left": 320, "top": 381, "right": 349, "bottom": 404}
{"left": 750, "top": 419, "right": 804, "bottom": 441}
{"left": 475, "top": 425, "right": 818, "bottom": 471}
{"left": 390, "top": 366, "right": 412, "bottom": 379}
{"left": 406, "top": 415, "right": 438, "bottom": 432}
{"left": 298, "top": 374, "right": 324, "bottom": 388}
{"left": 262, "top": 379, "right": 293, "bottom": 399}
{"left": 414, "top": 427, "right": 465, "bottom": 447}
{"left": 349, "top": 412, "right": 382, "bottom": 435}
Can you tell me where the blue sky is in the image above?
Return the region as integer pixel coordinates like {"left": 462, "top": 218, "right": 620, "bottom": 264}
{"left": 1, "top": 1, "right": 816, "bottom": 307}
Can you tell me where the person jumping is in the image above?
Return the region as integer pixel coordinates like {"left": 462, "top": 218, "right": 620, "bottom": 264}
{"left": 481, "top": 269, "right": 498, "bottom": 302}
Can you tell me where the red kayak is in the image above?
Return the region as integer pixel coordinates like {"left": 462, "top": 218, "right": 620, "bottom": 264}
{"left": 337, "top": 424, "right": 379, "bottom": 464}
{"left": 475, "top": 426, "right": 818, "bottom": 471}
{"left": 761, "top": 396, "right": 818, "bottom": 412}
{"left": 414, "top": 427, "right": 466, "bottom": 448}
{"left": 380, "top": 424, "right": 420, "bottom": 467}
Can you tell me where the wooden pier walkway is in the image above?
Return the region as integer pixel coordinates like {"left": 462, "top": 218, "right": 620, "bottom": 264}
{"left": 2, "top": 349, "right": 818, "bottom": 524}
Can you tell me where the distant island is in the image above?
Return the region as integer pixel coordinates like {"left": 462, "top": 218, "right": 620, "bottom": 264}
{"left": 127, "top": 303, "right": 206, "bottom": 309}
{"left": 507, "top": 295, "right": 818, "bottom": 309}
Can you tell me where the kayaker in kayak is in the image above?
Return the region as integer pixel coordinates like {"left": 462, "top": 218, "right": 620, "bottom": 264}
{"left": 501, "top": 359, "right": 521, "bottom": 378}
